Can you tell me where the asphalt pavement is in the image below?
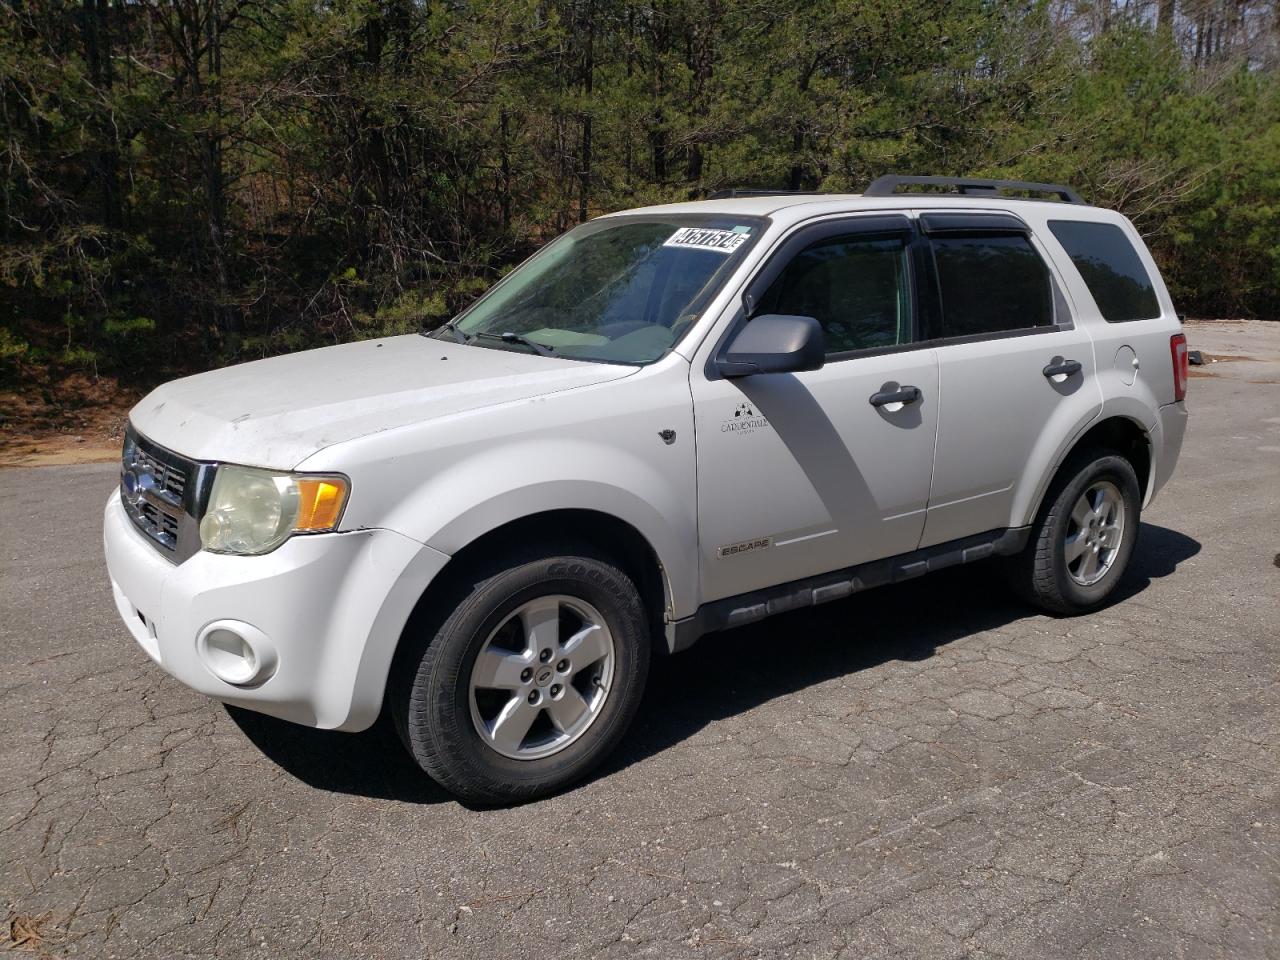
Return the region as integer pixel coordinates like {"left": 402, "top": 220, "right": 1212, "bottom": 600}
{"left": 1, "top": 320, "right": 1277, "bottom": 959}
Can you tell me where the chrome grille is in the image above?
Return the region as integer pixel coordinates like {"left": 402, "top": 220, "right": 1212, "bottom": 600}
{"left": 134, "top": 446, "right": 187, "bottom": 499}
{"left": 120, "top": 428, "right": 201, "bottom": 560}
{"left": 137, "top": 500, "right": 181, "bottom": 542}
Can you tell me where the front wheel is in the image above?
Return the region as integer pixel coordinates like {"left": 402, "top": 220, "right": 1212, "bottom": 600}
{"left": 392, "top": 547, "right": 650, "bottom": 805}
{"left": 1008, "top": 449, "right": 1142, "bottom": 615}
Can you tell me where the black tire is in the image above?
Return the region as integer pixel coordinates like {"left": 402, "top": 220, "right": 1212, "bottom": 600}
{"left": 390, "top": 544, "right": 650, "bottom": 805}
{"left": 1007, "top": 448, "right": 1142, "bottom": 615}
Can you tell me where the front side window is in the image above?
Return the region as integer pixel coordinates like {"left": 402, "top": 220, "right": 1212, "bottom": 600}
{"left": 928, "top": 233, "right": 1054, "bottom": 339}
{"left": 447, "top": 215, "right": 765, "bottom": 364}
{"left": 1048, "top": 220, "right": 1160, "bottom": 323}
{"left": 755, "top": 234, "right": 911, "bottom": 355}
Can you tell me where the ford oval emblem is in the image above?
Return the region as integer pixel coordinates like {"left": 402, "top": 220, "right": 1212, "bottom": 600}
{"left": 122, "top": 467, "right": 156, "bottom": 505}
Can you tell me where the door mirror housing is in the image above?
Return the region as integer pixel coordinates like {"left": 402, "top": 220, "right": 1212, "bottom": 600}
{"left": 715, "top": 314, "right": 825, "bottom": 378}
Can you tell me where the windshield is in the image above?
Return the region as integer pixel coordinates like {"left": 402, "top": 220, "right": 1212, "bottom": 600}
{"left": 445, "top": 214, "right": 767, "bottom": 364}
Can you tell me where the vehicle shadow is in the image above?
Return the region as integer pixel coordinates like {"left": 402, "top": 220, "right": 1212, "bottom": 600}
{"left": 602, "top": 521, "right": 1200, "bottom": 780}
{"left": 229, "top": 522, "right": 1199, "bottom": 805}
{"left": 226, "top": 707, "right": 455, "bottom": 805}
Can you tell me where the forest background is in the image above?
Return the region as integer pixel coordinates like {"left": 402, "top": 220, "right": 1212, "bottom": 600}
{"left": 2, "top": 0, "right": 1277, "bottom": 432}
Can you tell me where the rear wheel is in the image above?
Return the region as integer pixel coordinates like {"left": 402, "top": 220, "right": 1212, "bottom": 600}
{"left": 1008, "top": 449, "right": 1141, "bottom": 614}
{"left": 391, "top": 545, "right": 650, "bottom": 804}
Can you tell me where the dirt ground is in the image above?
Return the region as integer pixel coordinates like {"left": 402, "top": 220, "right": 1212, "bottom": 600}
{"left": 0, "top": 369, "right": 137, "bottom": 467}
{"left": 1182, "top": 318, "right": 1280, "bottom": 383}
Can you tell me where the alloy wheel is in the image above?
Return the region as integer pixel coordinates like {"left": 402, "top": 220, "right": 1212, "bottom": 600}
{"left": 468, "top": 595, "right": 616, "bottom": 761}
{"left": 1064, "top": 480, "right": 1126, "bottom": 586}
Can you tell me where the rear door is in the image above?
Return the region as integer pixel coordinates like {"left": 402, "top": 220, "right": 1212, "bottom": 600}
{"left": 691, "top": 214, "right": 940, "bottom": 602}
{"left": 917, "top": 211, "right": 1103, "bottom": 547}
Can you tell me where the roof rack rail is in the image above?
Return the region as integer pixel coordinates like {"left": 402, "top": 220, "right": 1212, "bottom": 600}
{"left": 707, "top": 188, "right": 829, "bottom": 200}
{"left": 865, "top": 175, "right": 1086, "bottom": 205}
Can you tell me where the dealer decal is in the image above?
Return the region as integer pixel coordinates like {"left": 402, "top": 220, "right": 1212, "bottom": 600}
{"left": 663, "top": 227, "right": 750, "bottom": 254}
{"left": 720, "top": 401, "right": 770, "bottom": 435}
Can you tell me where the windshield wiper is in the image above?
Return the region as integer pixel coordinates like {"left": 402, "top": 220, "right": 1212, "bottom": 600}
{"left": 414, "top": 319, "right": 472, "bottom": 343}
{"left": 436, "top": 323, "right": 472, "bottom": 344}
{"left": 473, "top": 331, "right": 556, "bottom": 357}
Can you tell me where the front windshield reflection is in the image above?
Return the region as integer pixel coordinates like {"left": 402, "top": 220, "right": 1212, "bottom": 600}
{"left": 446, "top": 215, "right": 766, "bottom": 364}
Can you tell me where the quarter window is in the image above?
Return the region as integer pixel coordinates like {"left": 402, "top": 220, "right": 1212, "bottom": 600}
{"left": 755, "top": 235, "right": 910, "bottom": 355}
{"left": 1048, "top": 220, "right": 1160, "bottom": 323}
{"left": 927, "top": 234, "right": 1054, "bottom": 339}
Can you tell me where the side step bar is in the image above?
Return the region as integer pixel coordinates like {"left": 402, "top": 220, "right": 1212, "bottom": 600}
{"left": 666, "top": 527, "right": 1031, "bottom": 653}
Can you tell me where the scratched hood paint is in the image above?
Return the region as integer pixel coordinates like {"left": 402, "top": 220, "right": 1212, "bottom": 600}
{"left": 128, "top": 335, "right": 635, "bottom": 468}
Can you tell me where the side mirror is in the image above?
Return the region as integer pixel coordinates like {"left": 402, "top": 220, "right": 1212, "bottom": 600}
{"left": 715, "top": 314, "right": 825, "bottom": 378}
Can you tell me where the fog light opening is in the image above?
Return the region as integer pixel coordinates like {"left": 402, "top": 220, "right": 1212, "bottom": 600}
{"left": 196, "top": 620, "right": 278, "bottom": 687}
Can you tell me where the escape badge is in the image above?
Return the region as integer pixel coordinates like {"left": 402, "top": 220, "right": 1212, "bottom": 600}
{"left": 717, "top": 537, "right": 773, "bottom": 558}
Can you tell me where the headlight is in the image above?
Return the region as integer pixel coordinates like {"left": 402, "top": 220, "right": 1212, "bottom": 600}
{"left": 199, "top": 465, "right": 349, "bottom": 556}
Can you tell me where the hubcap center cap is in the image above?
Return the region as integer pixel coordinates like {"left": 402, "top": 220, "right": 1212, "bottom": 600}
{"left": 534, "top": 666, "right": 555, "bottom": 687}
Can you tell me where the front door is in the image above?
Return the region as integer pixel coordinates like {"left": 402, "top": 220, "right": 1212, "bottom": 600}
{"left": 691, "top": 216, "right": 940, "bottom": 603}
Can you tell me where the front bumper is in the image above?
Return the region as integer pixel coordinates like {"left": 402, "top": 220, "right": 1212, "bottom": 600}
{"left": 103, "top": 494, "right": 448, "bottom": 731}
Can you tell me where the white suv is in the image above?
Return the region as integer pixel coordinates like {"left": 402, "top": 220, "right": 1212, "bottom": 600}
{"left": 103, "top": 176, "right": 1189, "bottom": 803}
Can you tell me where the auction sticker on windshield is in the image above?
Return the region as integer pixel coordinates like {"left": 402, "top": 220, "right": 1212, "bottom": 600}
{"left": 663, "top": 227, "right": 751, "bottom": 253}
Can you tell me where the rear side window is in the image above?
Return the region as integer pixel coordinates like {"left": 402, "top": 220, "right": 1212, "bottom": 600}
{"left": 927, "top": 234, "right": 1054, "bottom": 339}
{"left": 1048, "top": 220, "right": 1160, "bottom": 323}
{"left": 756, "top": 234, "right": 910, "bottom": 354}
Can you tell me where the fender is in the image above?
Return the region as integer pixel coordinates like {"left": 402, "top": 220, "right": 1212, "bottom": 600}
{"left": 420, "top": 470, "right": 695, "bottom": 620}
{"left": 315, "top": 434, "right": 697, "bottom": 620}
{"left": 311, "top": 434, "right": 697, "bottom": 724}
{"left": 1013, "top": 395, "right": 1157, "bottom": 529}
{"left": 1090, "top": 368, "right": 1165, "bottom": 507}
{"left": 341, "top": 536, "right": 451, "bottom": 730}
{"left": 297, "top": 360, "right": 700, "bottom": 619}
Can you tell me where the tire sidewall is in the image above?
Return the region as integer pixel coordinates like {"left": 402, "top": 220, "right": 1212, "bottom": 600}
{"left": 1047, "top": 453, "right": 1141, "bottom": 608}
{"left": 410, "top": 553, "right": 649, "bottom": 801}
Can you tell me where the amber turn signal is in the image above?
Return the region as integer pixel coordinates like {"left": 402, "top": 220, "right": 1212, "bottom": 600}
{"left": 294, "top": 477, "right": 348, "bottom": 531}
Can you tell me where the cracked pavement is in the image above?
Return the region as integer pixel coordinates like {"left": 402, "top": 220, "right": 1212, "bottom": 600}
{"left": 2, "top": 320, "right": 1277, "bottom": 958}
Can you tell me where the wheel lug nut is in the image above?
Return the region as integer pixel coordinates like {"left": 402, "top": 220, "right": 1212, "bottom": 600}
{"left": 550, "top": 684, "right": 561, "bottom": 697}
{"left": 539, "top": 648, "right": 552, "bottom": 663}
{"left": 520, "top": 668, "right": 533, "bottom": 683}
{"left": 556, "top": 659, "right": 569, "bottom": 672}
{"left": 528, "top": 690, "right": 540, "bottom": 704}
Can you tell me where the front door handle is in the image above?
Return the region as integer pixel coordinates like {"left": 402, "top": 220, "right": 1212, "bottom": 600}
{"left": 1043, "top": 359, "right": 1082, "bottom": 378}
{"left": 869, "top": 385, "right": 921, "bottom": 407}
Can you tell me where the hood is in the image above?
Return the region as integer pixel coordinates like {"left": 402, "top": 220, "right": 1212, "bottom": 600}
{"left": 129, "top": 335, "right": 635, "bottom": 468}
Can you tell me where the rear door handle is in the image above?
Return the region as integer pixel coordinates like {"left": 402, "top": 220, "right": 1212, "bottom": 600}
{"left": 869, "top": 385, "right": 921, "bottom": 407}
{"left": 1043, "top": 359, "right": 1082, "bottom": 378}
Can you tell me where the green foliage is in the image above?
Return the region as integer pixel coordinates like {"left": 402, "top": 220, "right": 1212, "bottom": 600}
{"left": 0, "top": 327, "right": 29, "bottom": 361}
{"left": 103, "top": 315, "right": 155, "bottom": 337}
{"left": 1, "top": 0, "right": 1277, "bottom": 391}
{"left": 60, "top": 345, "right": 98, "bottom": 368}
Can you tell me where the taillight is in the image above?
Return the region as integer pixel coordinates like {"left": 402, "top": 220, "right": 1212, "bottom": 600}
{"left": 1170, "top": 333, "right": 1188, "bottom": 402}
